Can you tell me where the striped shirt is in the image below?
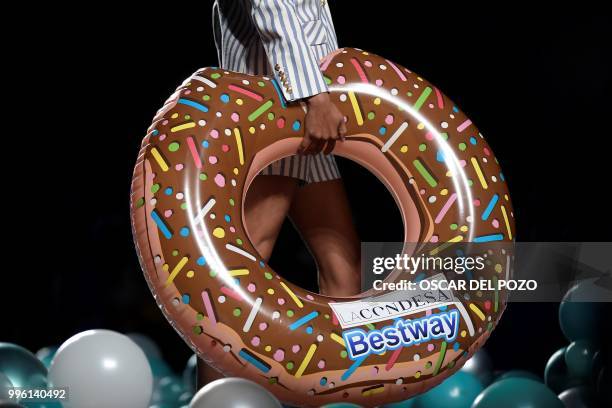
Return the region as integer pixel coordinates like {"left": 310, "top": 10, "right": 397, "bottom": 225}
{"left": 212, "top": 0, "right": 341, "bottom": 183}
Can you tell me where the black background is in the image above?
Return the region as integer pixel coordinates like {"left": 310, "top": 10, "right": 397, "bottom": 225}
{"left": 6, "top": 7, "right": 611, "bottom": 378}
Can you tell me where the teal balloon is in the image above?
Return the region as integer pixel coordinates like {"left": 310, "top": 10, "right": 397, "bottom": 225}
{"left": 497, "top": 370, "right": 542, "bottom": 382}
{"left": 557, "top": 386, "right": 596, "bottom": 408}
{"left": 413, "top": 371, "right": 483, "bottom": 408}
{"left": 460, "top": 350, "right": 494, "bottom": 386}
{"left": 564, "top": 340, "right": 596, "bottom": 379}
{"left": 182, "top": 354, "right": 197, "bottom": 393}
{"left": 320, "top": 404, "right": 362, "bottom": 408}
{"left": 148, "top": 356, "right": 173, "bottom": 378}
{"left": 544, "top": 347, "right": 584, "bottom": 393}
{"left": 35, "top": 346, "right": 58, "bottom": 369}
{"left": 382, "top": 397, "right": 416, "bottom": 407}
{"left": 0, "top": 343, "right": 47, "bottom": 388}
{"left": 558, "top": 282, "right": 611, "bottom": 344}
{"left": 153, "top": 375, "right": 184, "bottom": 404}
{"left": 472, "top": 378, "right": 563, "bottom": 408}
{"left": 1, "top": 370, "right": 14, "bottom": 400}
{"left": 21, "top": 401, "right": 64, "bottom": 408}
{"left": 126, "top": 333, "right": 162, "bottom": 359}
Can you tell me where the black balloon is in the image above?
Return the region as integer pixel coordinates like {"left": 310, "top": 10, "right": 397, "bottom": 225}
{"left": 460, "top": 350, "right": 494, "bottom": 386}
{"left": 558, "top": 386, "right": 596, "bottom": 408}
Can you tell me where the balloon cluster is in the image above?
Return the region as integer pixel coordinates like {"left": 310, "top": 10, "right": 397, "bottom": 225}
{"left": 0, "top": 280, "right": 609, "bottom": 407}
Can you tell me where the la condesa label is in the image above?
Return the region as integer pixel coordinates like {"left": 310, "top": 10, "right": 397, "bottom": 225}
{"left": 329, "top": 274, "right": 466, "bottom": 361}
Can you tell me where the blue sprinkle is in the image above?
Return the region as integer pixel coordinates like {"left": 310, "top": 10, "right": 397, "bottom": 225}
{"left": 152, "top": 129, "right": 159, "bottom": 136}
{"left": 453, "top": 106, "right": 459, "bottom": 112}
{"left": 180, "top": 227, "right": 190, "bottom": 237}
{"left": 438, "top": 305, "right": 448, "bottom": 311}
{"left": 220, "top": 94, "right": 230, "bottom": 103}
{"left": 306, "top": 326, "right": 313, "bottom": 334}
{"left": 182, "top": 294, "right": 190, "bottom": 304}
{"left": 453, "top": 342, "right": 460, "bottom": 351}
{"left": 224, "top": 214, "right": 231, "bottom": 222}
{"left": 202, "top": 140, "right": 209, "bottom": 148}
{"left": 292, "top": 120, "right": 301, "bottom": 131}
{"left": 470, "top": 136, "right": 477, "bottom": 145}
{"left": 164, "top": 187, "right": 173, "bottom": 195}
{"left": 197, "top": 256, "right": 206, "bottom": 266}
{"left": 436, "top": 150, "right": 446, "bottom": 163}
{"left": 500, "top": 173, "right": 505, "bottom": 181}
{"left": 320, "top": 377, "right": 327, "bottom": 386}
{"left": 379, "top": 126, "right": 387, "bottom": 135}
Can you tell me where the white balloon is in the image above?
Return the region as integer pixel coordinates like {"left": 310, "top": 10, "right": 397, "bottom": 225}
{"left": 49, "top": 329, "right": 153, "bottom": 408}
{"left": 189, "top": 377, "right": 282, "bottom": 408}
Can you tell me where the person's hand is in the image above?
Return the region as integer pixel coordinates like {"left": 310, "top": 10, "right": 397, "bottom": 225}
{"left": 298, "top": 92, "right": 346, "bottom": 155}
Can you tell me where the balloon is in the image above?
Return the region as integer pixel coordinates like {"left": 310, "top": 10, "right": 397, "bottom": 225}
{"left": 48, "top": 329, "right": 153, "bottom": 408}
{"left": 557, "top": 386, "right": 596, "bottom": 408}
{"left": 595, "top": 366, "right": 611, "bottom": 406}
{"left": 126, "top": 332, "right": 162, "bottom": 359}
{"left": 148, "top": 356, "right": 173, "bottom": 379}
{"left": 545, "top": 347, "right": 584, "bottom": 394}
{"left": 558, "top": 281, "right": 612, "bottom": 344}
{"left": 564, "top": 340, "right": 596, "bottom": 379}
{"left": 472, "top": 378, "right": 563, "bottom": 408}
{"left": 382, "top": 397, "right": 416, "bottom": 408}
{"left": 0, "top": 370, "right": 14, "bottom": 401}
{"left": 131, "top": 47, "right": 515, "bottom": 407}
{"left": 35, "top": 346, "right": 58, "bottom": 369}
{"left": 182, "top": 354, "right": 197, "bottom": 393}
{"left": 189, "top": 377, "right": 281, "bottom": 408}
{"left": 21, "top": 401, "right": 64, "bottom": 408}
{"left": 496, "top": 370, "right": 541, "bottom": 382}
{"left": 460, "top": 350, "right": 494, "bottom": 386}
{"left": 0, "top": 342, "right": 47, "bottom": 388}
{"left": 153, "top": 375, "right": 185, "bottom": 404}
{"left": 320, "top": 404, "right": 363, "bottom": 408}
{"left": 413, "top": 371, "right": 482, "bottom": 408}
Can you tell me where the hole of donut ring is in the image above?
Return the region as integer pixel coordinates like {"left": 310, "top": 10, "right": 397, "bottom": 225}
{"left": 242, "top": 136, "right": 423, "bottom": 298}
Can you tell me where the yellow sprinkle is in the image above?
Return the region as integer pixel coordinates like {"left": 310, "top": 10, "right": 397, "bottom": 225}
{"left": 440, "top": 189, "right": 448, "bottom": 195}
{"left": 162, "top": 263, "right": 169, "bottom": 272}
{"left": 236, "top": 98, "right": 243, "bottom": 105}
{"left": 460, "top": 225, "right": 468, "bottom": 232}
{"left": 461, "top": 330, "right": 467, "bottom": 338}
{"left": 234, "top": 128, "right": 244, "bottom": 165}
{"left": 166, "top": 256, "right": 188, "bottom": 286}
{"left": 248, "top": 126, "right": 256, "bottom": 134}
{"left": 417, "top": 123, "right": 425, "bottom": 130}
{"left": 330, "top": 333, "right": 345, "bottom": 347}
{"left": 171, "top": 122, "right": 196, "bottom": 133}
{"left": 374, "top": 97, "right": 381, "bottom": 105}
{"left": 471, "top": 157, "right": 488, "bottom": 189}
{"left": 150, "top": 147, "right": 169, "bottom": 172}
{"left": 501, "top": 205, "right": 513, "bottom": 240}
{"left": 295, "top": 344, "right": 317, "bottom": 378}
{"left": 429, "top": 235, "right": 463, "bottom": 255}
{"left": 362, "top": 385, "right": 385, "bottom": 397}
{"left": 171, "top": 113, "right": 178, "bottom": 119}
{"left": 186, "top": 270, "right": 195, "bottom": 278}
{"left": 280, "top": 281, "right": 303, "bottom": 308}
{"left": 267, "top": 288, "right": 274, "bottom": 295}
{"left": 233, "top": 167, "right": 239, "bottom": 175}
{"left": 414, "top": 371, "right": 421, "bottom": 379}
{"left": 494, "top": 264, "right": 502, "bottom": 273}
{"left": 348, "top": 91, "right": 363, "bottom": 126}
{"left": 228, "top": 268, "right": 249, "bottom": 276}
{"left": 265, "top": 345, "right": 272, "bottom": 352}
{"left": 213, "top": 227, "right": 225, "bottom": 238}
{"left": 469, "top": 303, "right": 486, "bottom": 321}
{"left": 400, "top": 145, "right": 408, "bottom": 153}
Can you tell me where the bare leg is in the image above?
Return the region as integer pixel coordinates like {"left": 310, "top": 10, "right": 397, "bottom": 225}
{"left": 289, "top": 179, "right": 361, "bottom": 296}
{"left": 197, "top": 175, "right": 298, "bottom": 388}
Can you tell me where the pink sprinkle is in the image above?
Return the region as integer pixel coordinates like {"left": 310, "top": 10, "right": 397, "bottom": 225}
{"left": 209, "top": 156, "right": 218, "bottom": 164}
{"left": 210, "top": 129, "right": 219, "bottom": 138}
{"left": 184, "top": 89, "right": 191, "bottom": 95}
{"left": 460, "top": 159, "right": 467, "bottom": 167}
{"left": 159, "top": 134, "right": 166, "bottom": 141}
{"left": 231, "top": 112, "right": 240, "bottom": 122}
{"left": 259, "top": 322, "right": 268, "bottom": 331}
{"left": 474, "top": 199, "right": 481, "bottom": 206}
{"left": 364, "top": 60, "right": 372, "bottom": 67}
{"left": 317, "top": 360, "right": 326, "bottom": 369}
{"left": 483, "top": 147, "right": 491, "bottom": 156}
{"left": 292, "top": 345, "right": 301, "bottom": 353}
{"left": 457, "top": 119, "right": 472, "bottom": 133}
{"left": 214, "top": 173, "right": 225, "bottom": 187}
{"left": 277, "top": 118, "right": 285, "bottom": 128}
{"left": 492, "top": 219, "right": 500, "bottom": 228}
{"left": 430, "top": 235, "right": 439, "bottom": 243}
{"left": 175, "top": 163, "right": 184, "bottom": 171}
{"left": 337, "top": 75, "right": 346, "bottom": 84}
{"left": 251, "top": 336, "right": 260, "bottom": 346}
{"left": 375, "top": 79, "right": 383, "bottom": 86}
{"left": 277, "top": 298, "right": 285, "bottom": 305}
{"left": 273, "top": 349, "right": 285, "bottom": 362}
{"left": 164, "top": 210, "right": 173, "bottom": 218}
{"left": 229, "top": 226, "right": 236, "bottom": 233}
{"left": 247, "top": 283, "right": 256, "bottom": 292}
{"left": 385, "top": 114, "right": 394, "bottom": 125}
{"left": 425, "top": 132, "right": 434, "bottom": 140}
{"left": 427, "top": 344, "right": 435, "bottom": 352}
{"left": 221, "top": 144, "right": 230, "bottom": 152}
{"left": 484, "top": 300, "right": 492, "bottom": 310}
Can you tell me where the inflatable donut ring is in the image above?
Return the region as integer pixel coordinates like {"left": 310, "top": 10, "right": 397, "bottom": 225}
{"left": 131, "top": 48, "right": 515, "bottom": 407}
